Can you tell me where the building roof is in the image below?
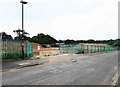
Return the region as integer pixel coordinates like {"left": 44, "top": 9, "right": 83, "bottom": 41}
{"left": 77, "top": 43, "right": 109, "bottom": 46}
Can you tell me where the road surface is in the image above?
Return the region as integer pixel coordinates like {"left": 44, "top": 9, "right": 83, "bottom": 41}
{"left": 2, "top": 51, "right": 119, "bottom": 85}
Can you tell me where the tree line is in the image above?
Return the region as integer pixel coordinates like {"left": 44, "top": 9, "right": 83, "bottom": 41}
{"left": 1, "top": 32, "right": 120, "bottom": 48}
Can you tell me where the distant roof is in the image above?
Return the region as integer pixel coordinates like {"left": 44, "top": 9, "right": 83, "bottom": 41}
{"left": 41, "top": 47, "right": 59, "bottom": 51}
{"left": 77, "top": 43, "right": 109, "bottom": 46}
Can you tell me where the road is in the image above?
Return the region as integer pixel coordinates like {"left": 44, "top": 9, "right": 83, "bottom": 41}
{"left": 2, "top": 51, "right": 119, "bottom": 85}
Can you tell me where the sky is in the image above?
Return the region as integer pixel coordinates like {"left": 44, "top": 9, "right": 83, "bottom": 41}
{"left": 0, "top": 0, "right": 119, "bottom": 40}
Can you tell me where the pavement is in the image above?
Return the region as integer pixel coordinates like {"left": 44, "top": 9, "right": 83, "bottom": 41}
{"left": 2, "top": 51, "right": 119, "bottom": 85}
{"left": 1, "top": 52, "right": 106, "bottom": 71}
{"left": 2, "top": 54, "right": 69, "bottom": 72}
{"left": 2, "top": 57, "right": 49, "bottom": 72}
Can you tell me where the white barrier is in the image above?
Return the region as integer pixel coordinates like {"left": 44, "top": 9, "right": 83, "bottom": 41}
{"left": 39, "top": 50, "right": 60, "bottom": 57}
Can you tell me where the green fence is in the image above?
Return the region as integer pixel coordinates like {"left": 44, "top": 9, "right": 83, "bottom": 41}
{"left": 0, "top": 40, "right": 32, "bottom": 59}
{"left": 25, "top": 41, "right": 32, "bottom": 57}
{"left": 0, "top": 40, "right": 115, "bottom": 59}
{"left": 60, "top": 44, "right": 114, "bottom": 54}
{"left": 60, "top": 44, "right": 78, "bottom": 54}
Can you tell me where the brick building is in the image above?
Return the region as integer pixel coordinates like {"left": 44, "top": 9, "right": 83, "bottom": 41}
{"left": 31, "top": 42, "right": 42, "bottom": 56}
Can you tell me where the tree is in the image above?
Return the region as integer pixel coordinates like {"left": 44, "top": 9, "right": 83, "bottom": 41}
{"left": 30, "top": 33, "right": 58, "bottom": 44}
{"left": 65, "top": 39, "right": 75, "bottom": 44}
{"left": 87, "top": 39, "right": 95, "bottom": 43}
{"left": 13, "top": 29, "right": 29, "bottom": 40}
{"left": 14, "top": 35, "right": 31, "bottom": 41}
{"left": 1, "top": 32, "right": 13, "bottom": 40}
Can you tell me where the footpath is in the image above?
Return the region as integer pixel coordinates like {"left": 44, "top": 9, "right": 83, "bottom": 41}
{"left": 2, "top": 54, "right": 68, "bottom": 72}
{"left": 2, "top": 57, "right": 49, "bottom": 72}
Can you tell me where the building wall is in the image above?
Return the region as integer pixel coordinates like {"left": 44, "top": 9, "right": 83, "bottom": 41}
{"left": 31, "top": 42, "right": 42, "bottom": 56}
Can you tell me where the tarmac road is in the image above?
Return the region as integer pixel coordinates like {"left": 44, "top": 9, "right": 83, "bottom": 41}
{"left": 2, "top": 51, "right": 119, "bottom": 85}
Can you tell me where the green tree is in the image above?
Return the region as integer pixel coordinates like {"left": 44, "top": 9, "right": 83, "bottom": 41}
{"left": 87, "top": 39, "right": 95, "bottom": 43}
{"left": 1, "top": 32, "right": 13, "bottom": 40}
{"left": 65, "top": 39, "right": 75, "bottom": 44}
{"left": 30, "top": 33, "right": 58, "bottom": 44}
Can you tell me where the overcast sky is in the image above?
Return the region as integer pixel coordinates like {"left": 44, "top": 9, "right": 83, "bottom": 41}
{"left": 0, "top": 0, "right": 119, "bottom": 40}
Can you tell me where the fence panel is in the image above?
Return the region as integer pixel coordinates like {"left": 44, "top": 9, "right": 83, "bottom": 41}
{"left": 25, "top": 41, "right": 32, "bottom": 57}
{"left": 0, "top": 40, "right": 32, "bottom": 59}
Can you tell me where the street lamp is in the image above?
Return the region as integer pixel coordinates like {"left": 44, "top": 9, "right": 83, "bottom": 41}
{"left": 20, "top": 0, "right": 28, "bottom": 59}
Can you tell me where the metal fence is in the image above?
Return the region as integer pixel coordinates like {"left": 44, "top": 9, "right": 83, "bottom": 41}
{"left": 60, "top": 45, "right": 78, "bottom": 54}
{"left": 60, "top": 44, "right": 114, "bottom": 54}
{"left": 0, "top": 39, "right": 115, "bottom": 59}
{"left": 25, "top": 41, "right": 32, "bottom": 57}
{"left": 0, "top": 40, "right": 32, "bottom": 59}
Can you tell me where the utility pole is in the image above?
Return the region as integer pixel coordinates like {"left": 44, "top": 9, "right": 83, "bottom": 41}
{"left": 20, "top": 0, "right": 28, "bottom": 59}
